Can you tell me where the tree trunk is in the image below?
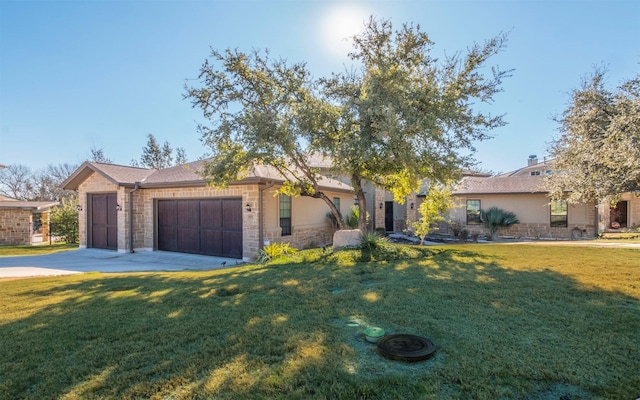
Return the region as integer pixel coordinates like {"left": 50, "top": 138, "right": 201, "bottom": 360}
{"left": 351, "top": 173, "right": 368, "bottom": 232}
{"left": 316, "top": 191, "right": 346, "bottom": 230}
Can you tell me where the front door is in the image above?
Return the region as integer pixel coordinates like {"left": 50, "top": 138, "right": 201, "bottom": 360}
{"left": 610, "top": 201, "right": 628, "bottom": 229}
{"left": 385, "top": 201, "right": 394, "bottom": 232}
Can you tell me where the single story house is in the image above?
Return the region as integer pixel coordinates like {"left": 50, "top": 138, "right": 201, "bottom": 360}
{"left": 0, "top": 195, "right": 58, "bottom": 245}
{"left": 438, "top": 155, "right": 639, "bottom": 239}
{"left": 62, "top": 160, "right": 354, "bottom": 260}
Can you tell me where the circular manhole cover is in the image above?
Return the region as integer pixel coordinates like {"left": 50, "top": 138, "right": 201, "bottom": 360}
{"left": 376, "top": 334, "right": 436, "bottom": 362}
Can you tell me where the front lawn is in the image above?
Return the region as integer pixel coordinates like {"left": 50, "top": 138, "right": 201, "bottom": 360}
{"left": 1, "top": 244, "right": 638, "bottom": 399}
{"left": 0, "top": 242, "right": 78, "bottom": 257}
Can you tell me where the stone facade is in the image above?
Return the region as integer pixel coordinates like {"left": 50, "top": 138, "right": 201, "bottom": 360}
{"left": 597, "top": 193, "right": 640, "bottom": 232}
{"left": 0, "top": 209, "right": 32, "bottom": 245}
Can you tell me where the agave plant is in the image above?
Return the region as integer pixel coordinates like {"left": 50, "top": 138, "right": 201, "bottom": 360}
{"left": 480, "top": 207, "right": 519, "bottom": 240}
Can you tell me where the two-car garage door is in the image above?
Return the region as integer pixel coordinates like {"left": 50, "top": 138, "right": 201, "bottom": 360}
{"left": 157, "top": 199, "right": 243, "bottom": 259}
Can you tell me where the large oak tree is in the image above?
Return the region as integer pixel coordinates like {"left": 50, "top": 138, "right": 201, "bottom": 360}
{"left": 186, "top": 18, "right": 510, "bottom": 230}
{"left": 548, "top": 70, "right": 640, "bottom": 204}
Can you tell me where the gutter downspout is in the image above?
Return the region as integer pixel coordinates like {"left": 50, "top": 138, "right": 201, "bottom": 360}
{"left": 259, "top": 181, "right": 275, "bottom": 251}
{"left": 129, "top": 182, "right": 140, "bottom": 253}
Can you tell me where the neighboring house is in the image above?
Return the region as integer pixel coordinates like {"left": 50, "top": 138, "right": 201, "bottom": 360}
{"left": 441, "top": 155, "right": 639, "bottom": 239}
{"left": 0, "top": 196, "right": 58, "bottom": 245}
{"left": 61, "top": 161, "right": 353, "bottom": 260}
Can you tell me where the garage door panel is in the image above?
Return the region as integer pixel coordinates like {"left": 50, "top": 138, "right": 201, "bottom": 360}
{"left": 222, "top": 199, "right": 242, "bottom": 229}
{"left": 158, "top": 201, "right": 177, "bottom": 226}
{"left": 158, "top": 227, "right": 177, "bottom": 251}
{"left": 200, "top": 229, "right": 222, "bottom": 256}
{"left": 223, "top": 232, "right": 243, "bottom": 258}
{"left": 177, "top": 200, "right": 198, "bottom": 227}
{"left": 200, "top": 200, "right": 221, "bottom": 227}
{"left": 178, "top": 228, "right": 198, "bottom": 253}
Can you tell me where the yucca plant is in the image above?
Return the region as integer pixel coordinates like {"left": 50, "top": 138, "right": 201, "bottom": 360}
{"left": 480, "top": 207, "right": 520, "bottom": 240}
{"left": 256, "top": 242, "right": 298, "bottom": 264}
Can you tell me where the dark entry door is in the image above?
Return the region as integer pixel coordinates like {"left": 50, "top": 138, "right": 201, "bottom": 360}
{"left": 91, "top": 193, "right": 118, "bottom": 250}
{"left": 385, "top": 201, "right": 394, "bottom": 232}
{"left": 610, "top": 201, "right": 628, "bottom": 228}
{"left": 157, "top": 198, "right": 242, "bottom": 258}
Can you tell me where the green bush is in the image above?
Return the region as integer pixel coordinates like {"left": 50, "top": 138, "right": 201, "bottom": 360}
{"left": 49, "top": 197, "right": 79, "bottom": 243}
{"left": 257, "top": 242, "right": 298, "bottom": 264}
{"left": 480, "top": 207, "right": 519, "bottom": 240}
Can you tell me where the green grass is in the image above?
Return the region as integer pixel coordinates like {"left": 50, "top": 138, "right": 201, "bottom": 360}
{"left": 1, "top": 243, "right": 638, "bottom": 399}
{"left": 0, "top": 243, "right": 79, "bottom": 257}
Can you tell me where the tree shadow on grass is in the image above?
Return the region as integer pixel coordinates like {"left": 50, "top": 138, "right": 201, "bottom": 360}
{"left": 1, "top": 247, "right": 638, "bottom": 399}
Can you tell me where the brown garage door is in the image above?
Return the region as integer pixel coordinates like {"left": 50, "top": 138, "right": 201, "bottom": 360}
{"left": 91, "top": 193, "right": 118, "bottom": 250}
{"left": 157, "top": 199, "right": 243, "bottom": 258}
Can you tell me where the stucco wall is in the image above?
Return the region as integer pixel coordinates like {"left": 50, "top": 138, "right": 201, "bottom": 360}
{"left": 598, "top": 193, "right": 640, "bottom": 232}
{"left": 448, "top": 193, "right": 596, "bottom": 239}
{"left": 262, "top": 186, "right": 354, "bottom": 250}
{"left": 0, "top": 209, "right": 32, "bottom": 245}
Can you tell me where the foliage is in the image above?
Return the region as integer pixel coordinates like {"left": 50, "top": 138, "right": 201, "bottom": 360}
{"left": 49, "top": 196, "right": 79, "bottom": 243}
{"left": 359, "top": 231, "right": 387, "bottom": 253}
{"left": 256, "top": 242, "right": 298, "bottom": 264}
{"left": 321, "top": 19, "right": 511, "bottom": 230}
{"left": 88, "top": 146, "right": 113, "bottom": 164}
{"left": 138, "top": 133, "right": 188, "bottom": 169}
{"left": 0, "top": 163, "right": 77, "bottom": 201}
{"left": 480, "top": 207, "right": 519, "bottom": 239}
{"left": 547, "top": 69, "right": 640, "bottom": 203}
{"left": 186, "top": 18, "right": 510, "bottom": 231}
{"left": 344, "top": 206, "right": 369, "bottom": 229}
{"left": 409, "top": 184, "right": 454, "bottom": 244}
{"left": 1, "top": 244, "right": 638, "bottom": 399}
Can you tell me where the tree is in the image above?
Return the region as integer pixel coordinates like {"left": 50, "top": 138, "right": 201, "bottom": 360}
{"left": 547, "top": 69, "right": 640, "bottom": 204}
{"left": 139, "top": 133, "right": 187, "bottom": 169}
{"left": 185, "top": 48, "right": 348, "bottom": 228}
{"left": 480, "top": 207, "right": 519, "bottom": 240}
{"left": 49, "top": 195, "right": 79, "bottom": 243}
{"left": 0, "top": 164, "right": 34, "bottom": 200}
{"left": 409, "top": 184, "right": 454, "bottom": 245}
{"left": 31, "top": 163, "right": 78, "bottom": 201}
{"left": 322, "top": 19, "right": 510, "bottom": 230}
{"left": 186, "top": 18, "right": 510, "bottom": 231}
{"left": 89, "top": 146, "right": 113, "bottom": 163}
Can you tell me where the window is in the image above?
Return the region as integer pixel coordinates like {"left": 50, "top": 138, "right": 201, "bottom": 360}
{"left": 530, "top": 171, "right": 541, "bottom": 176}
{"left": 466, "top": 200, "right": 481, "bottom": 225}
{"left": 279, "top": 195, "right": 292, "bottom": 236}
{"left": 550, "top": 199, "right": 568, "bottom": 227}
{"left": 333, "top": 197, "right": 341, "bottom": 213}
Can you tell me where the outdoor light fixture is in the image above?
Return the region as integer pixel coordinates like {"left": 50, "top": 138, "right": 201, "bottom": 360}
{"left": 76, "top": 204, "right": 83, "bottom": 211}
{"left": 116, "top": 204, "right": 122, "bottom": 211}
{"left": 379, "top": 202, "right": 383, "bottom": 210}
{"left": 246, "top": 203, "right": 251, "bottom": 212}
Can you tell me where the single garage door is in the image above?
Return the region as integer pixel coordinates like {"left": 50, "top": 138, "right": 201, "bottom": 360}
{"left": 91, "top": 193, "right": 118, "bottom": 250}
{"left": 157, "top": 198, "right": 243, "bottom": 258}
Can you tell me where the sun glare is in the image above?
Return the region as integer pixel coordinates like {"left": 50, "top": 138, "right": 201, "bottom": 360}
{"left": 320, "top": 4, "right": 370, "bottom": 58}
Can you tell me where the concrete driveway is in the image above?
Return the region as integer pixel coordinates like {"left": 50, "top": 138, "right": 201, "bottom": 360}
{"left": 0, "top": 249, "right": 241, "bottom": 278}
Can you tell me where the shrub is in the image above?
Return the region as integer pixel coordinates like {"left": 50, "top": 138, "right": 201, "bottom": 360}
{"left": 480, "top": 207, "right": 519, "bottom": 240}
{"left": 49, "top": 197, "right": 79, "bottom": 243}
{"left": 344, "top": 206, "right": 370, "bottom": 229}
{"left": 256, "top": 242, "right": 298, "bottom": 264}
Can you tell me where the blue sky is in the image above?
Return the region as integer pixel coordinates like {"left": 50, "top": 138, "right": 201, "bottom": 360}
{"left": 1, "top": 0, "right": 638, "bottom": 174}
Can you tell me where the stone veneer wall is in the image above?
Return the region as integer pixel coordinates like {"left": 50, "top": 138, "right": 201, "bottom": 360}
{"left": 463, "top": 221, "right": 597, "bottom": 239}
{"left": 0, "top": 209, "right": 32, "bottom": 245}
{"left": 263, "top": 223, "right": 335, "bottom": 251}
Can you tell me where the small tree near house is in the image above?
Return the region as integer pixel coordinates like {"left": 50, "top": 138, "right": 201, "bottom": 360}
{"left": 409, "top": 184, "right": 454, "bottom": 245}
{"left": 480, "top": 207, "right": 519, "bottom": 240}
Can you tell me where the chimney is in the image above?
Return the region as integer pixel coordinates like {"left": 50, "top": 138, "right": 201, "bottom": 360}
{"left": 528, "top": 155, "right": 538, "bottom": 166}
